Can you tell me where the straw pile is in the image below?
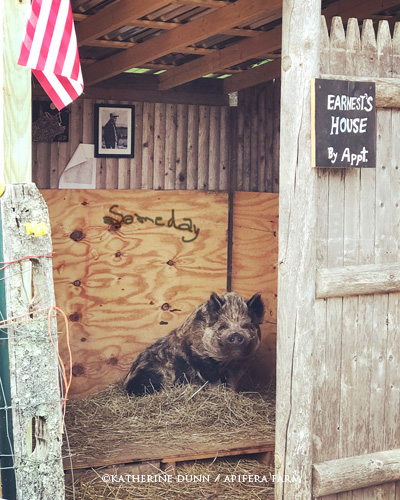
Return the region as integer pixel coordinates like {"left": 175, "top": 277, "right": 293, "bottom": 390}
{"left": 65, "top": 457, "right": 275, "bottom": 499}
{"left": 63, "top": 382, "right": 275, "bottom": 499}
{"left": 64, "top": 382, "right": 275, "bottom": 464}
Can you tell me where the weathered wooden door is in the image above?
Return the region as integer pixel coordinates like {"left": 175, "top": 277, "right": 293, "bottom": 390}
{"left": 277, "top": 12, "right": 400, "bottom": 500}
{"left": 311, "top": 16, "right": 400, "bottom": 500}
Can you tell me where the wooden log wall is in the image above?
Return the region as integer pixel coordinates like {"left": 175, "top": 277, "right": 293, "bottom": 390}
{"left": 32, "top": 100, "right": 231, "bottom": 191}
{"left": 313, "top": 17, "right": 400, "bottom": 499}
{"left": 232, "top": 79, "right": 281, "bottom": 193}
{"left": 32, "top": 84, "right": 280, "bottom": 193}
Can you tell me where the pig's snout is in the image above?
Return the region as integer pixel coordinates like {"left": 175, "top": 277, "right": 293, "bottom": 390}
{"left": 227, "top": 332, "right": 245, "bottom": 345}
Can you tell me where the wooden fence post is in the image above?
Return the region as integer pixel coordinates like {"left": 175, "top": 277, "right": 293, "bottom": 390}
{"left": 0, "top": 184, "right": 65, "bottom": 499}
{"left": 275, "top": 0, "right": 321, "bottom": 499}
{"left": 1, "top": 0, "right": 32, "bottom": 185}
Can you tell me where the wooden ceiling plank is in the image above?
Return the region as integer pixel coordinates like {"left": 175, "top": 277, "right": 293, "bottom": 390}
{"left": 84, "top": 0, "right": 280, "bottom": 86}
{"left": 123, "top": 19, "right": 179, "bottom": 30}
{"left": 170, "top": 6, "right": 215, "bottom": 23}
{"left": 179, "top": 46, "right": 216, "bottom": 54}
{"left": 87, "top": 39, "right": 135, "bottom": 49}
{"left": 245, "top": 10, "right": 282, "bottom": 29}
{"left": 73, "top": 12, "right": 87, "bottom": 21}
{"left": 158, "top": 27, "right": 282, "bottom": 90}
{"left": 161, "top": 5, "right": 197, "bottom": 21}
{"left": 238, "top": 8, "right": 282, "bottom": 28}
{"left": 76, "top": 0, "right": 171, "bottom": 46}
{"left": 144, "top": 4, "right": 183, "bottom": 20}
{"left": 223, "top": 58, "right": 281, "bottom": 93}
{"left": 171, "top": 0, "right": 230, "bottom": 6}
{"left": 223, "top": 27, "right": 260, "bottom": 37}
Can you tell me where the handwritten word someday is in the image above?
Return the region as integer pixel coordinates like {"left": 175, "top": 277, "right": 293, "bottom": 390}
{"left": 103, "top": 205, "right": 200, "bottom": 243}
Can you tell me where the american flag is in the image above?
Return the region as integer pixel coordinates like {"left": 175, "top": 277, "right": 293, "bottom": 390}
{"left": 18, "top": 0, "right": 84, "bottom": 110}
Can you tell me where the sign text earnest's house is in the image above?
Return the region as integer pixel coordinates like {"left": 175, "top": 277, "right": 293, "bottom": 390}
{"left": 312, "top": 79, "right": 376, "bottom": 168}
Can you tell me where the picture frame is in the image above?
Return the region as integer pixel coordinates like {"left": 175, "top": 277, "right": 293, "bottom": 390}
{"left": 94, "top": 104, "right": 135, "bottom": 158}
{"left": 32, "top": 100, "right": 70, "bottom": 142}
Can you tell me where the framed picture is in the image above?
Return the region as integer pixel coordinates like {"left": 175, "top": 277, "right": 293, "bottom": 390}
{"left": 94, "top": 104, "right": 135, "bottom": 158}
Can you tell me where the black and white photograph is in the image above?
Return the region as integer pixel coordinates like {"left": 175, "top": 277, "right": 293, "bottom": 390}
{"left": 94, "top": 104, "right": 135, "bottom": 158}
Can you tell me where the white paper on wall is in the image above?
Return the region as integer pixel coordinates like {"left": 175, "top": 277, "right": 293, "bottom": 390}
{"left": 59, "top": 143, "right": 96, "bottom": 189}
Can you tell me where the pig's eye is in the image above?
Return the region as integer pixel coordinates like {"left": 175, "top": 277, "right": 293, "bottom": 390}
{"left": 242, "top": 323, "right": 254, "bottom": 330}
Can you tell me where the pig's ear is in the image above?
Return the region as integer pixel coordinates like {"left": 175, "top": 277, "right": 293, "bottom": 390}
{"left": 247, "top": 294, "right": 264, "bottom": 324}
{"left": 207, "top": 292, "right": 225, "bottom": 313}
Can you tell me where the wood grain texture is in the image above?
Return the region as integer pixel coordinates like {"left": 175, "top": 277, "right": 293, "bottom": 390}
{"left": 319, "top": 74, "right": 400, "bottom": 108}
{"left": 314, "top": 16, "right": 400, "bottom": 500}
{"left": 41, "top": 189, "right": 228, "bottom": 398}
{"left": 175, "top": 104, "right": 188, "bottom": 189}
{"left": 313, "top": 449, "right": 400, "bottom": 497}
{"left": 275, "top": 1, "right": 320, "bottom": 498}
{"left": 186, "top": 105, "right": 199, "bottom": 190}
{"left": 198, "top": 106, "right": 210, "bottom": 190}
{"left": 233, "top": 80, "right": 280, "bottom": 193}
{"left": 64, "top": 436, "right": 275, "bottom": 470}
{"left": 231, "top": 192, "right": 278, "bottom": 384}
{"left": 153, "top": 103, "right": 166, "bottom": 190}
{"left": 1, "top": 184, "right": 64, "bottom": 499}
{"left": 316, "top": 258, "right": 400, "bottom": 300}
{"left": 388, "top": 24, "right": 400, "bottom": 498}
{"left": 3, "top": 0, "right": 31, "bottom": 184}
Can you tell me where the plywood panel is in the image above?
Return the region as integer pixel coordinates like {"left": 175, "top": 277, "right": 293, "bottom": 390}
{"left": 231, "top": 192, "right": 278, "bottom": 384}
{"left": 41, "top": 189, "right": 228, "bottom": 397}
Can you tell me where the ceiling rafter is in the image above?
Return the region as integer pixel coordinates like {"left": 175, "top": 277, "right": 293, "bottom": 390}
{"left": 73, "top": 12, "right": 264, "bottom": 38}
{"left": 171, "top": 0, "right": 230, "bottom": 6}
{"left": 75, "top": 0, "right": 171, "bottom": 46}
{"left": 83, "top": 38, "right": 218, "bottom": 55}
{"left": 70, "top": 0, "right": 400, "bottom": 94}
{"left": 223, "top": 58, "right": 281, "bottom": 93}
{"left": 83, "top": 0, "right": 280, "bottom": 86}
{"left": 157, "top": 27, "right": 282, "bottom": 90}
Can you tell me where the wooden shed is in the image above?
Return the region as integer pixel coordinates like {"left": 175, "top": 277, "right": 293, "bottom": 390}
{"left": 3, "top": 0, "right": 400, "bottom": 498}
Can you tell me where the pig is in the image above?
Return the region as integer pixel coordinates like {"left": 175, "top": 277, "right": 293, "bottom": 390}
{"left": 32, "top": 112, "right": 66, "bottom": 142}
{"left": 124, "top": 292, "right": 264, "bottom": 396}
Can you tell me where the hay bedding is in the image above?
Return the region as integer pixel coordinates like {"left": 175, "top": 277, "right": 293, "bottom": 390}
{"left": 64, "top": 382, "right": 275, "bottom": 499}
{"left": 65, "top": 457, "right": 275, "bottom": 499}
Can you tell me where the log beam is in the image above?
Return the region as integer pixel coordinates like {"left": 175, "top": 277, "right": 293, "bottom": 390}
{"left": 313, "top": 449, "right": 400, "bottom": 497}
{"left": 321, "top": 74, "right": 400, "bottom": 108}
{"left": 316, "top": 263, "right": 400, "bottom": 298}
{"left": 223, "top": 59, "right": 281, "bottom": 93}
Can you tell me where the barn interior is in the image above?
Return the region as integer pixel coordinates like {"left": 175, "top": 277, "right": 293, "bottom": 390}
{"left": 6, "top": 0, "right": 400, "bottom": 497}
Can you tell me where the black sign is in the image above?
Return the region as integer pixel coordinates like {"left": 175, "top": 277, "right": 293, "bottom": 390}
{"left": 312, "top": 79, "right": 376, "bottom": 168}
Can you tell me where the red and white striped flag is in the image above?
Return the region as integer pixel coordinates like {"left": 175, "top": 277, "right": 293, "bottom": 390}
{"left": 18, "top": 0, "right": 84, "bottom": 110}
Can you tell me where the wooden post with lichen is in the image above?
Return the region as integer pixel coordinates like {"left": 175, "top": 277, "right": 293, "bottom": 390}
{"left": 275, "top": 0, "right": 320, "bottom": 498}
{"left": 0, "top": 183, "right": 65, "bottom": 499}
